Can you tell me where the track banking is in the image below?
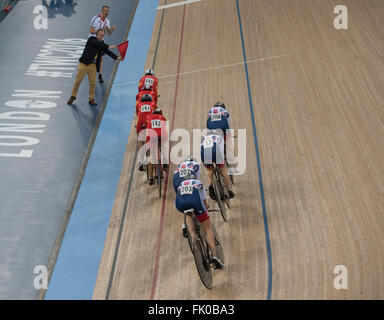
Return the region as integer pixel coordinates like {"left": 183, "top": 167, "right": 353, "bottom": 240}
{"left": 0, "top": 38, "right": 86, "bottom": 158}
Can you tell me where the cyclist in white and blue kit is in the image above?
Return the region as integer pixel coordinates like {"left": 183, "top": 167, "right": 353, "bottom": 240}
{"left": 175, "top": 173, "right": 224, "bottom": 270}
{"left": 201, "top": 129, "right": 235, "bottom": 200}
{"left": 173, "top": 156, "right": 201, "bottom": 238}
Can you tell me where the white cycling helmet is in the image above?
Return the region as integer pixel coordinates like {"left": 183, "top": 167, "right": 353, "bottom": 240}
{"left": 145, "top": 68, "right": 155, "bottom": 76}
{"left": 184, "top": 172, "right": 196, "bottom": 180}
{"left": 206, "top": 128, "right": 223, "bottom": 137}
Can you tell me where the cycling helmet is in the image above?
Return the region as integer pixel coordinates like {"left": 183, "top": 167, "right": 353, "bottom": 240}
{"left": 184, "top": 172, "right": 196, "bottom": 180}
{"left": 184, "top": 155, "right": 198, "bottom": 163}
{"left": 141, "top": 94, "right": 153, "bottom": 102}
{"left": 145, "top": 68, "right": 155, "bottom": 76}
{"left": 213, "top": 101, "right": 226, "bottom": 109}
{"left": 152, "top": 108, "right": 163, "bottom": 115}
{"left": 206, "top": 128, "right": 223, "bottom": 137}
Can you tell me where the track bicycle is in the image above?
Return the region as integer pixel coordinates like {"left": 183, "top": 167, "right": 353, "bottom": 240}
{"left": 183, "top": 208, "right": 224, "bottom": 289}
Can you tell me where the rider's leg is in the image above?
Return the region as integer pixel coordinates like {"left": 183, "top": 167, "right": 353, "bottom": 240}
{"left": 206, "top": 166, "right": 215, "bottom": 200}
{"left": 224, "top": 131, "right": 236, "bottom": 165}
{"left": 148, "top": 146, "right": 154, "bottom": 181}
{"left": 185, "top": 214, "right": 196, "bottom": 241}
{"left": 219, "top": 165, "right": 234, "bottom": 193}
{"left": 200, "top": 219, "right": 217, "bottom": 258}
{"left": 137, "top": 140, "right": 144, "bottom": 165}
{"left": 207, "top": 167, "right": 214, "bottom": 186}
{"left": 148, "top": 162, "right": 154, "bottom": 179}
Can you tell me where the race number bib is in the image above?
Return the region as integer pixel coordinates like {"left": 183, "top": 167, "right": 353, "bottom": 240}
{"left": 179, "top": 168, "right": 189, "bottom": 177}
{"left": 210, "top": 113, "right": 222, "bottom": 121}
{"left": 203, "top": 136, "right": 214, "bottom": 149}
{"left": 141, "top": 104, "right": 151, "bottom": 112}
{"left": 180, "top": 185, "right": 193, "bottom": 195}
{"left": 145, "top": 78, "right": 154, "bottom": 87}
{"left": 151, "top": 119, "right": 162, "bottom": 128}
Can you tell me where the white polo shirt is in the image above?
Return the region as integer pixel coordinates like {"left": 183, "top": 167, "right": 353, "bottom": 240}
{"left": 89, "top": 15, "right": 111, "bottom": 39}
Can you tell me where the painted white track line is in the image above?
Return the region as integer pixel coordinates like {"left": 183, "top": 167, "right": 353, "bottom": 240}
{"left": 113, "top": 53, "right": 294, "bottom": 88}
{"left": 158, "top": 0, "right": 201, "bottom": 10}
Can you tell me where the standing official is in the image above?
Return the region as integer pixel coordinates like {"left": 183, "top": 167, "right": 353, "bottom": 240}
{"left": 67, "top": 29, "right": 120, "bottom": 106}
{"left": 89, "top": 5, "right": 116, "bottom": 83}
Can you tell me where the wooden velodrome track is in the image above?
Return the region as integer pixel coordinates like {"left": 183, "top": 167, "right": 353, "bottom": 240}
{"left": 92, "top": 0, "right": 384, "bottom": 299}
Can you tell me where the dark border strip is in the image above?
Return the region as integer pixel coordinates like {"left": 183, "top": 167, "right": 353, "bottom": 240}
{"left": 38, "top": 0, "right": 140, "bottom": 301}
{"left": 235, "top": 0, "right": 273, "bottom": 300}
{"left": 105, "top": 0, "right": 167, "bottom": 300}
{"left": 0, "top": 0, "right": 18, "bottom": 24}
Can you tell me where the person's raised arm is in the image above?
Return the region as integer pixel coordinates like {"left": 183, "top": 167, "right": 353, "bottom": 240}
{"left": 90, "top": 25, "right": 97, "bottom": 35}
{"left": 89, "top": 16, "right": 98, "bottom": 36}
{"left": 106, "top": 25, "right": 115, "bottom": 35}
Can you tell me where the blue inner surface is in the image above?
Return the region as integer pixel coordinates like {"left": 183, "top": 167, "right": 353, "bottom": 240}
{"left": 45, "top": 0, "right": 159, "bottom": 300}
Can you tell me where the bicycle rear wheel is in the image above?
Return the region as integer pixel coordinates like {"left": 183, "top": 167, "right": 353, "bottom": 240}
{"left": 185, "top": 215, "right": 212, "bottom": 289}
{"left": 192, "top": 238, "right": 213, "bottom": 289}
{"left": 213, "top": 169, "right": 227, "bottom": 222}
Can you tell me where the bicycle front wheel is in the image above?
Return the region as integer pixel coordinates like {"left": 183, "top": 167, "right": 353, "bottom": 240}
{"left": 184, "top": 214, "right": 194, "bottom": 254}
{"left": 210, "top": 222, "right": 224, "bottom": 264}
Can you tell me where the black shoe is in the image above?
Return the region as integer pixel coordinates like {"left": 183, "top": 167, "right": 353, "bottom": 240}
{"left": 98, "top": 74, "right": 104, "bottom": 83}
{"left": 208, "top": 185, "right": 216, "bottom": 200}
{"left": 182, "top": 226, "right": 188, "bottom": 238}
{"left": 138, "top": 164, "right": 144, "bottom": 172}
{"left": 67, "top": 96, "right": 76, "bottom": 104}
{"left": 162, "top": 164, "right": 169, "bottom": 171}
{"left": 88, "top": 99, "right": 98, "bottom": 106}
{"left": 228, "top": 190, "right": 235, "bottom": 199}
{"left": 211, "top": 256, "right": 224, "bottom": 270}
{"left": 148, "top": 178, "right": 154, "bottom": 185}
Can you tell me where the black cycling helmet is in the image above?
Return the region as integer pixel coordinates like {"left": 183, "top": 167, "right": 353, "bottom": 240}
{"left": 183, "top": 155, "right": 198, "bottom": 162}
{"left": 141, "top": 94, "right": 153, "bottom": 102}
{"left": 152, "top": 108, "right": 163, "bottom": 115}
{"left": 145, "top": 68, "right": 155, "bottom": 76}
{"left": 213, "top": 101, "right": 226, "bottom": 109}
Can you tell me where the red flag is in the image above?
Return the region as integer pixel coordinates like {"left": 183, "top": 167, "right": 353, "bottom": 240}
{"left": 117, "top": 41, "right": 128, "bottom": 61}
{"left": 3, "top": 5, "right": 12, "bottom": 12}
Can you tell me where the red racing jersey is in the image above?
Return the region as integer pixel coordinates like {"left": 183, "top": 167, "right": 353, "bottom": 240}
{"left": 138, "top": 74, "right": 158, "bottom": 93}
{"left": 136, "top": 101, "right": 157, "bottom": 134}
{"left": 145, "top": 113, "right": 167, "bottom": 143}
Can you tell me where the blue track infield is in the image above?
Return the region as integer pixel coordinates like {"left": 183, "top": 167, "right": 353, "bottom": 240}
{"left": 45, "top": 0, "right": 159, "bottom": 300}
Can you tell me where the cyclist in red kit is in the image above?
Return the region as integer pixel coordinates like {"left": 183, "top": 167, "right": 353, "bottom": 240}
{"left": 136, "top": 89, "right": 158, "bottom": 106}
{"left": 145, "top": 109, "right": 168, "bottom": 185}
{"left": 138, "top": 68, "right": 158, "bottom": 96}
{"left": 136, "top": 94, "right": 157, "bottom": 171}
